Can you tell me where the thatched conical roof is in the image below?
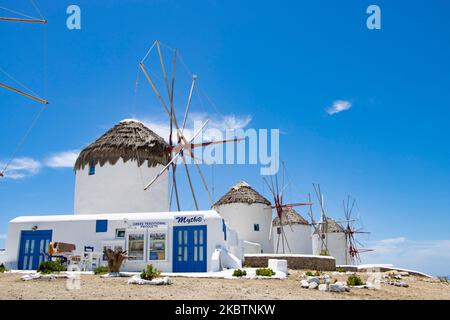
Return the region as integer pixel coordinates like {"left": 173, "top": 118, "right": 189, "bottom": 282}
{"left": 272, "top": 207, "right": 309, "bottom": 226}
{"left": 214, "top": 181, "right": 271, "bottom": 207}
{"left": 74, "top": 119, "right": 169, "bottom": 170}
{"left": 313, "top": 218, "right": 345, "bottom": 234}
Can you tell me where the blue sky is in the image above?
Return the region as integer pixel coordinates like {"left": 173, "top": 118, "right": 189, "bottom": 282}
{"left": 1, "top": 0, "right": 450, "bottom": 275}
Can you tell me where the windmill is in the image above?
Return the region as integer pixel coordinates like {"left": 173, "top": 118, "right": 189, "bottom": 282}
{"left": 0, "top": 1, "right": 48, "bottom": 104}
{"left": 0, "top": 1, "right": 49, "bottom": 179}
{"left": 339, "top": 196, "right": 373, "bottom": 264}
{"left": 138, "top": 40, "right": 241, "bottom": 210}
{"left": 310, "top": 183, "right": 331, "bottom": 255}
{"left": 307, "top": 192, "right": 324, "bottom": 253}
{"left": 264, "top": 164, "right": 312, "bottom": 254}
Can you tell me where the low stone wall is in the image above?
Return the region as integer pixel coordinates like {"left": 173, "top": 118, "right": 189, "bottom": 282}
{"left": 244, "top": 254, "right": 336, "bottom": 271}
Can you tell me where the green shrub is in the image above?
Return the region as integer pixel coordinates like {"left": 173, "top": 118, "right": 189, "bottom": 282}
{"left": 319, "top": 249, "right": 329, "bottom": 256}
{"left": 347, "top": 274, "right": 364, "bottom": 286}
{"left": 233, "top": 269, "right": 247, "bottom": 277}
{"left": 255, "top": 268, "right": 276, "bottom": 277}
{"left": 93, "top": 266, "right": 109, "bottom": 275}
{"left": 336, "top": 267, "right": 346, "bottom": 273}
{"left": 37, "top": 260, "right": 66, "bottom": 274}
{"left": 140, "top": 264, "right": 161, "bottom": 281}
{"left": 306, "top": 270, "right": 322, "bottom": 277}
{"left": 0, "top": 263, "right": 6, "bottom": 273}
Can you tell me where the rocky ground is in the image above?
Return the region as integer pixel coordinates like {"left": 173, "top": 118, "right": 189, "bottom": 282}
{"left": 0, "top": 270, "right": 449, "bottom": 300}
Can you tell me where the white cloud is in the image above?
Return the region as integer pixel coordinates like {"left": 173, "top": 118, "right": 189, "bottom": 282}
{"left": 140, "top": 112, "right": 252, "bottom": 142}
{"left": 0, "top": 234, "right": 6, "bottom": 240}
{"left": 0, "top": 150, "right": 79, "bottom": 179}
{"left": 326, "top": 100, "right": 352, "bottom": 115}
{"left": 0, "top": 157, "right": 41, "bottom": 180}
{"left": 45, "top": 150, "right": 80, "bottom": 168}
{"left": 362, "top": 237, "right": 450, "bottom": 276}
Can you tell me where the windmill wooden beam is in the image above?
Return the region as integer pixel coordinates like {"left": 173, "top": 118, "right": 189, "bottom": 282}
{"left": 272, "top": 202, "right": 312, "bottom": 209}
{"left": 0, "top": 81, "right": 48, "bottom": 104}
{"left": 0, "top": 17, "right": 47, "bottom": 24}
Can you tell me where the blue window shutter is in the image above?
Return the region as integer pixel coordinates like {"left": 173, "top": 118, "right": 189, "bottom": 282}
{"left": 96, "top": 220, "right": 108, "bottom": 233}
{"left": 222, "top": 219, "right": 227, "bottom": 241}
{"left": 89, "top": 161, "right": 95, "bottom": 175}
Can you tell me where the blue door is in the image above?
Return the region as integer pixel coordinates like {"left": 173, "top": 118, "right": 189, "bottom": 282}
{"left": 173, "top": 225, "right": 207, "bottom": 272}
{"left": 18, "top": 230, "right": 52, "bottom": 270}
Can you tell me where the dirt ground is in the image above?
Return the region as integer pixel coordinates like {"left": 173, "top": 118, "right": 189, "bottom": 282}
{"left": 0, "top": 270, "right": 449, "bottom": 300}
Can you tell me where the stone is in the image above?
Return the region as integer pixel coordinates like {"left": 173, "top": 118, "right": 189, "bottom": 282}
{"left": 329, "top": 282, "right": 349, "bottom": 293}
{"left": 394, "top": 281, "right": 409, "bottom": 287}
{"left": 309, "top": 282, "right": 318, "bottom": 289}
{"left": 128, "top": 275, "right": 172, "bottom": 285}
{"left": 300, "top": 280, "right": 310, "bottom": 288}
{"left": 307, "top": 276, "right": 320, "bottom": 284}
{"left": 318, "top": 284, "right": 328, "bottom": 291}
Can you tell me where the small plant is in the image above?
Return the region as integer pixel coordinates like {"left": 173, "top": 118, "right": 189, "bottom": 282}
{"left": 93, "top": 266, "right": 109, "bottom": 275}
{"left": 140, "top": 264, "right": 161, "bottom": 281}
{"left": 255, "top": 268, "right": 276, "bottom": 277}
{"left": 437, "top": 276, "right": 449, "bottom": 285}
{"left": 37, "top": 260, "right": 66, "bottom": 274}
{"left": 314, "top": 271, "right": 322, "bottom": 276}
{"left": 233, "top": 269, "right": 247, "bottom": 277}
{"left": 336, "top": 267, "right": 346, "bottom": 273}
{"left": 347, "top": 274, "right": 364, "bottom": 286}
{"left": 305, "top": 271, "right": 314, "bottom": 276}
{"left": 319, "top": 249, "right": 329, "bottom": 256}
{"left": 0, "top": 263, "right": 6, "bottom": 273}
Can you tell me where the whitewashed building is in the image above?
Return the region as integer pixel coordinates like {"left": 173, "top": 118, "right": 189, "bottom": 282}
{"left": 3, "top": 120, "right": 243, "bottom": 272}
{"left": 74, "top": 119, "right": 169, "bottom": 214}
{"left": 312, "top": 218, "right": 349, "bottom": 265}
{"left": 272, "top": 207, "right": 312, "bottom": 254}
{"left": 4, "top": 210, "right": 241, "bottom": 272}
{"left": 214, "top": 181, "right": 273, "bottom": 254}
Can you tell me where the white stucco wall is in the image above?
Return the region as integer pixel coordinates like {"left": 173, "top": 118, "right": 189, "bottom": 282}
{"left": 4, "top": 210, "right": 236, "bottom": 272}
{"left": 272, "top": 224, "right": 312, "bottom": 254}
{"left": 216, "top": 202, "right": 273, "bottom": 254}
{"left": 74, "top": 159, "right": 168, "bottom": 214}
{"left": 312, "top": 232, "right": 349, "bottom": 265}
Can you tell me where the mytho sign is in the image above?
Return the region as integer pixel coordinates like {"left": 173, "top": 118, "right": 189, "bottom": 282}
{"left": 174, "top": 216, "right": 204, "bottom": 224}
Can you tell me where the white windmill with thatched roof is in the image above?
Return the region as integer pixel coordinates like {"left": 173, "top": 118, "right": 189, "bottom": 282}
{"left": 310, "top": 184, "right": 350, "bottom": 265}
{"left": 74, "top": 119, "right": 170, "bottom": 215}
{"left": 213, "top": 181, "right": 273, "bottom": 254}
{"left": 271, "top": 207, "right": 312, "bottom": 254}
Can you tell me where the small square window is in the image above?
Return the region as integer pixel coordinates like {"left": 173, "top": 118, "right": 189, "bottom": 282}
{"left": 254, "top": 224, "right": 260, "bottom": 231}
{"left": 89, "top": 161, "right": 95, "bottom": 175}
{"left": 115, "top": 228, "right": 126, "bottom": 239}
{"left": 96, "top": 220, "right": 108, "bottom": 233}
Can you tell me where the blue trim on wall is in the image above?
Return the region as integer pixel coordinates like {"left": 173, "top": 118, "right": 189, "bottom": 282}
{"left": 96, "top": 220, "right": 108, "bottom": 232}
{"left": 222, "top": 219, "right": 227, "bottom": 241}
